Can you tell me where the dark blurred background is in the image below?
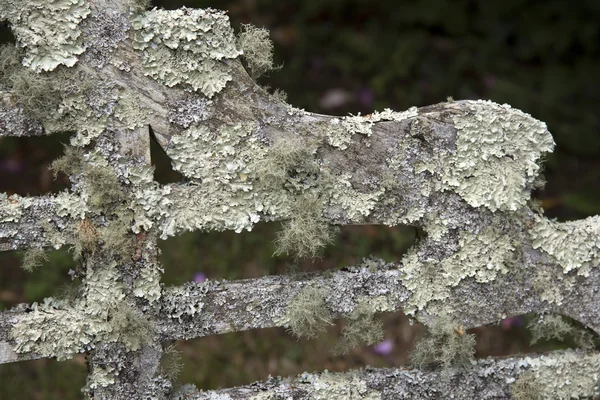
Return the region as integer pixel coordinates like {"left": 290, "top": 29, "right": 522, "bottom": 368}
{"left": 1, "top": 0, "right": 599, "bottom": 398}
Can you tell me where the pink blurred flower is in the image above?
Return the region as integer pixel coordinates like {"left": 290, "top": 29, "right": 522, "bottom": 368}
{"left": 373, "top": 339, "right": 393, "bottom": 356}
{"left": 194, "top": 272, "right": 207, "bottom": 283}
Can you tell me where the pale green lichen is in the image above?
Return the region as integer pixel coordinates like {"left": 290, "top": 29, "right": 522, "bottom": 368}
{"left": 50, "top": 146, "right": 84, "bottom": 179}
{"left": 284, "top": 286, "right": 333, "bottom": 339}
{"left": 511, "top": 372, "right": 543, "bottom": 400}
{"left": 86, "top": 365, "right": 116, "bottom": 390}
{"left": 237, "top": 24, "right": 276, "bottom": 79}
{"left": 522, "top": 350, "right": 600, "bottom": 399}
{"left": 533, "top": 269, "right": 567, "bottom": 306}
{"left": 442, "top": 100, "right": 555, "bottom": 211}
{"left": 401, "top": 224, "right": 515, "bottom": 314}
{"left": 333, "top": 301, "right": 384, "bottom": 355}
{"left": 130, "top": 7, "right": 242, "bottom": 98}
{"left": 127, "top": 122, "right": 293, "bottom": 238}
{"left": 114, "top": 90, "right": 148, "bottom": 130}
{"left": 295, "top": 371, "right": 381, "bottom": 400}
{"left": 410, "top": 314, "right": 476, "bottom": 371}
{"left": 54, "top": 191, "right": 89, "bottom": 219}
{"left": 105, "top": 302, "right": 154, "bottom": 351}
{"left": 0, "top": 193, "right": 33, "bottom": 223}
{"left": 44, "top": 92, "right": 111, "bottom": 147}
{"left": 133, "top": 263, "right": 162, "bottom": 303}
{"left": 326, "top": 107, "right": 418, "bottom": 150}
{"left": 528, "top": 314, "right": 596, "bottom": 350}
{"left": 167, "top": 122, "right": 260, "bottom": 182}
{"left": 0, "top": 0, "right": 91, "bottom": 72}
{"left": 20, "top": 247, "right": 48, "bottom": 272}
{"left": 84, "top": 261, "right": 125, "bottom": 307}
{"left": 530, "top": 215, "right": 600, "bottom": 276}
{"left": 160, "top": 344, "right": 183, "bottom": 381}
{"left": 10, "top": 262, "right": 154, "bottom": 359}
{"left": 274, "top": 194, "right": 337, "bottom": 259}
{"left": 327, "top": 173, "right": 384, "bottom": 221}
{"left": 10, "top": 300, "right": 102, "bottom": 360}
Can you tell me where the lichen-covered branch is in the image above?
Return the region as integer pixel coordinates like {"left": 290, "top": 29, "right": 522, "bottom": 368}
{"left": 0, "top": 1, "right": 599, "bottom": 399}
{"left": 171, "top": 349, "right": 600, "bottom": 400}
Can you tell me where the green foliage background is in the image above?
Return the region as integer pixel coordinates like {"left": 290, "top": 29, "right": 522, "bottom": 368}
{"left": 1, "top": 0, "right": 599, "bottom": 398}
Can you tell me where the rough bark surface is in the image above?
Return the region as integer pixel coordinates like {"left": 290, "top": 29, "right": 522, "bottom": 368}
{"left": 0, "top": 0, "right": 598, "bottom": 399}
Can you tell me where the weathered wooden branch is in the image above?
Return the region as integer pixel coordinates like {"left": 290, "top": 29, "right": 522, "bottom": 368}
{"left": 171, "top": 350, "right": 600, "bottom": 400}
{"left": 0, "top": 0, "right": 598, "bottom": 398}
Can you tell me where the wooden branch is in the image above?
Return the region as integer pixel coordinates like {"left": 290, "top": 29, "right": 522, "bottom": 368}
{"left": 171, "top": 350, "right": 600, "bottom": 400}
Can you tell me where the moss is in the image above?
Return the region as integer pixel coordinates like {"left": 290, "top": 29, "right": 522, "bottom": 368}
{"left": 410, "top": 315, "right": 476, "bottom": 371}
{"left": 237, "top": 24, "right": 277, "bottom": 79}
{"left": 274, "top": 194, "right": 337, "bottom": 259}
{"left": 20, "top": 247, "right": 48, "bottom": 272}
{"left": 285, "top": 286, "right": 333, "bottom": 339}
{"left": 333, "top": 302, "right": 384, "bottom": 355}
{"left": 511, "top": 372, "right": 543, "bottom": 400}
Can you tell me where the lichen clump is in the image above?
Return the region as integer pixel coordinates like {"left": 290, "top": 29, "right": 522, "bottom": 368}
{"left": 285, "top": 286, "right": 333, "bottom": 339}
{"left": 530, "top": 214, "right": 600, "bottom": 277}
{"left": 131, "top": 7, "right": 242, "bottom": 98}
{"left": 333, "top": 302, "right": 384, "bottom": 355}
{"left": 410, "top": 315, "right": 476, "bottom": 370}
{"left": 237, "top": 24, "right": 276, "bottom": 79}
{"left": 443, "top": 100, "right": 555, "bottom": 211}
{"left": 0, "top": 0, "right": 91, "bottom": 72}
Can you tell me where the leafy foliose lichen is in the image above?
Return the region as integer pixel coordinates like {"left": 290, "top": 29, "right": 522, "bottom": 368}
{"left": 296, "top": 371, "right": 381, "bottom": 400}
{"left": 442, "top": 100, "right": 555, "bottom": 211}
{"left": 522, "top": 350, "right": 600, "bottom": 399}
{"left": 326, "top": 107, "right": 417, "bottom": 150}
{"left": 114, "top": 90, "right": 148, "bottom": 130}
{"left": 401, "top": 224, "right": 515, "bottom": 315}
{"left": 0, "top": 192, "right": 33, "bottom": 223}
{"left": 130, "top": 7, "right": 242, "bottom": 98}
{"left": 10, "top": 299, "right": 101, "bottom": 361}
{"left": 0, "top": 0, "right": 91, "bottom": 72}
{"left": 529, "top": 214, "right": 600, "bottom": 276}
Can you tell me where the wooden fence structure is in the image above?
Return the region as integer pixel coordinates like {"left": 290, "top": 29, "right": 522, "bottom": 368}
{"left": 0, "top": 1, "right": 598, "bottom": 398}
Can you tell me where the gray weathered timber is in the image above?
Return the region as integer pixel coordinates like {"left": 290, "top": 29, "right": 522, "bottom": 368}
{"left": 171, "top": 350, "right": 600, "bottom": 400}
{"left": 0, "top": 0, "right": 598, "bottom": 398}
